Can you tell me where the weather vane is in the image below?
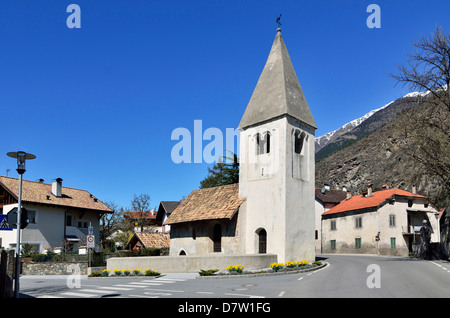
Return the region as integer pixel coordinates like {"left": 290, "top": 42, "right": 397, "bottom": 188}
{"left": 276, "top": 14, "right": 282, "bottom": 28}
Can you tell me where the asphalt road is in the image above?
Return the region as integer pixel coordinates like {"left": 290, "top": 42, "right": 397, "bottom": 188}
{"left": 19, "top": 254, "right": 450, "bottom": 299}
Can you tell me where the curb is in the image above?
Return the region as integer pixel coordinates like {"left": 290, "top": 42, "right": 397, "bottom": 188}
{"left": 196, "top": 262, "right": 328, "bottom": 279}
{"left": 87, "top": 274, "right": 162, "bottom": 279}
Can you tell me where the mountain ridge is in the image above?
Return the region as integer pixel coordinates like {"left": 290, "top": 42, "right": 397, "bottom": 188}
{"left": 314, "top": 92, "right": 443, "bottom": 201}
{"left": 315, "top": 93, "right": 424, "bottom": 160}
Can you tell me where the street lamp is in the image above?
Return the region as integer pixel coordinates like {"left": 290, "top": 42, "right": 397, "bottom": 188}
{"left": 6, "top": 151, "right": 36, "bottom": 298}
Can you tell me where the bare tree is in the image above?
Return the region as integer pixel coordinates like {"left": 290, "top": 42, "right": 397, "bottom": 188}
{"left": 130, "top": 193, "right": 152, "bottom": 232}
{"left": 390, "top": 25, "right": 450, "bottom": 209}
{"left": 100, "top": 201, "right": 123, "bottom": 247}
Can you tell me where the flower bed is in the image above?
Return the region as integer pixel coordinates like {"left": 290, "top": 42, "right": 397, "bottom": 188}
{"left": 198, "top": 260, "right": 324, "bottom": 278}
{"left": 88, "top": 268, "right": 161, "bottom": 277}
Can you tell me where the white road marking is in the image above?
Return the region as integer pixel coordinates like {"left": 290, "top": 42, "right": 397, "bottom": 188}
{"left": 114, "top": 284, "right": 148, "bottom": 288}
{"left": 126, "top": 281, "right": 163, "bottom": 286}
{"left": 143, "top": 288, "right": 184, "bottom": 293}
{"left": 77, "top": 288, "right": 120, "bottom": 294}
{"left": 99, "top": 286, "right": 133, "bottom": 291}
{"left": 225, "top": 293, "right": 264, "bottom": 298}
{"left": 60, "top": 291, "right": 97, "bottom": 297}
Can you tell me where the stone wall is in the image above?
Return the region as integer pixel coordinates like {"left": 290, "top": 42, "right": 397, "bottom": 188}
{"left": 22, "top": 262, "right": 88, "bottom": 275}
{"left": 0, "top": 249, "right": 14, "bottom": 298}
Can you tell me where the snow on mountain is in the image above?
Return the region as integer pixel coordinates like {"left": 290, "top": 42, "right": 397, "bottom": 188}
{"left": 315, "top": 100, "right": 393, "bottom": 149}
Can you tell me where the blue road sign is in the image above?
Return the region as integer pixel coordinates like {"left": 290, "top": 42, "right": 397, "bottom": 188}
{"left": 0, "top": 215, "right": 13, "bottom": 230}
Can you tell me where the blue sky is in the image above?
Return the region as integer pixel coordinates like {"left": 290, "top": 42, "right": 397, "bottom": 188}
{"left": 1, "top": 1, "right": 449, "bottom": 210}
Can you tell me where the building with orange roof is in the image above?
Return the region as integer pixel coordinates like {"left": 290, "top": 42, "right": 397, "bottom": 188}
{"left": 321, "top": 185, "right": 440, "bottom": 256}
{"left": 0, "top": 176, "right": 112, "bottom": 254}
{"left": 315, "top": 184, "right": 347, "bottom": 253}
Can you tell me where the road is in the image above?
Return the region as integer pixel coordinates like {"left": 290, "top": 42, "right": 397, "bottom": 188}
{"left": 19, "top": 255, "right": 450, "bottom": 299}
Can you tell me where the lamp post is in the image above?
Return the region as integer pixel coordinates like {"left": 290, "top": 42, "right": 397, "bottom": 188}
{"left": 6, "top": 151, "right": 36, "bottom": 298}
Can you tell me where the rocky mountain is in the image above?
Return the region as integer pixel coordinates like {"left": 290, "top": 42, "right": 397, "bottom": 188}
{"left": 315, "top": 91, "right": 443, "bottom": 200}
{"left": 315, "top": 93, "right": 425, "bottom": 161}
{"left": 315, "top": 101, "right": 392, "bottom": 154}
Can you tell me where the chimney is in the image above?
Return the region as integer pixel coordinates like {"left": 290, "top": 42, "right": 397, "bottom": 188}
{"left": 346, "top": 191, "right": 352, "bottom": 200}
{"left": 412, "top": 185, "right": 417, "bottom": 195}
{"left": 342, "top": 185, "right": 347, "bottom": 193}
{"left": 52, "top": 178, "right": 63, "bottom": 197}
{"left": 367, "top": 183, "right": 373, "bottom": 197}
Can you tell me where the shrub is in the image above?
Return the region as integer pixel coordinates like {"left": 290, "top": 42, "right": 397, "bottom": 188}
{"left": 142, "top": 248, "right": 161, "bottom": 256}
{"left": 295, "top": 260, "right": 308, "bottom": 267}
{"left": 226, "top": 264, "right": 244, "bottom": 274}
{"left": 123, "top": 269, "right": 131, "bottom": 276}
{"left": 89, "top": 272, "right": 102, "bottom": 277}
{"left": 113, "top": 269, "right": 123, "bottom": 276}
{"left": 285, "top": 262, "right": 297, "bottom": 268}
{"left": 313, "top": 261, "right": 322, "bottom": 266}
{"left": 270, "top": 263, "right": 284, "bottom": 272}
{"left": 144, "top": 269, "right": 160, "bottom": 276}
{"left": 101, "top": 269, "right": 110, "bottom": 277}
{"left": 198, "top": 269, "right": 219, "bottom": 276}
{"left": 132, "top": 268, "right": 141, "bottom": 276}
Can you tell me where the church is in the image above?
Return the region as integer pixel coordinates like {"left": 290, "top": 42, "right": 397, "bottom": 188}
{"left": 164, "top": 27, "right": 317, "bottom": 263}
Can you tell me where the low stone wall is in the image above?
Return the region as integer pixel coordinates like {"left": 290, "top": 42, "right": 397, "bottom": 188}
{"left": 107, "top": 254, "right": 277, "bottom": 273}
{"left": 22, "top": 262, "right": 88, "bottom": 275}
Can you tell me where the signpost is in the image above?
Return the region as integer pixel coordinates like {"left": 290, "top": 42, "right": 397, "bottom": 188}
{"left": 87, "top": 234, "right": 95, "bottom": 268}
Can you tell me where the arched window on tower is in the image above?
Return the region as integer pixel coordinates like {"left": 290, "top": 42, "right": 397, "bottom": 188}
{"left": 294, "top": 131, "right": 306, "bottom": 154}
{"left": 255, "top": 133, "right": 261, "bottom": 155}
{"left": 292, "top": 129, "right": 309, "bottom": 180}
{"left": 256, "top": 132, "right": 271, "bottom": 155}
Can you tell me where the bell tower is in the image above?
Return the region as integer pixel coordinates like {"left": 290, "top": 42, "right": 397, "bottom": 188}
{"left": 238, "top": 28, "right": 317, "bottom": 263}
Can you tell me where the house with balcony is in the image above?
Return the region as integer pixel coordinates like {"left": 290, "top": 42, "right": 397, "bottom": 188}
{"left": 321, "top": 185, "right": 439, "bottom": 256}
{"left": 0, "top": 176, "right": 112, "bottom": 254}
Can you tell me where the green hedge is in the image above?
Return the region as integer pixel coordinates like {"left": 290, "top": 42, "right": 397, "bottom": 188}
{"left": 30, "top": 252, "right": 105, "bottom": 266}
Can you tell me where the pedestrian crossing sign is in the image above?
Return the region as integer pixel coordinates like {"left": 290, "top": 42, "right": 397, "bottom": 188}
{"left": 0, "top": 215, "right": 12, "bottom": 230}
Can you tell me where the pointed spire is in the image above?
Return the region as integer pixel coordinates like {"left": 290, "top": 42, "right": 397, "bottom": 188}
{"left": 238, "top": 29, "right": 317, "bottom": 130}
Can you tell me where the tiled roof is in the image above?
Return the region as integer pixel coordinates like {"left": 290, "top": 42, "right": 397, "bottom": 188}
{"left": 124, "top": 212, "right": 157, "bottom": 219}
{"left": 0, "top": 176, "right": 112, "bottom": 213}
{"left": 137, "top": 232, "right": 170, "bottom": 248}
{"left": 163, "top": 183, "right": 245, "bottom": 225}
{"left": 323, "top": 188, "right": 426, "bottom": 216}
{"left": 315, "top": 188, "right": 347, "bottom": 204}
